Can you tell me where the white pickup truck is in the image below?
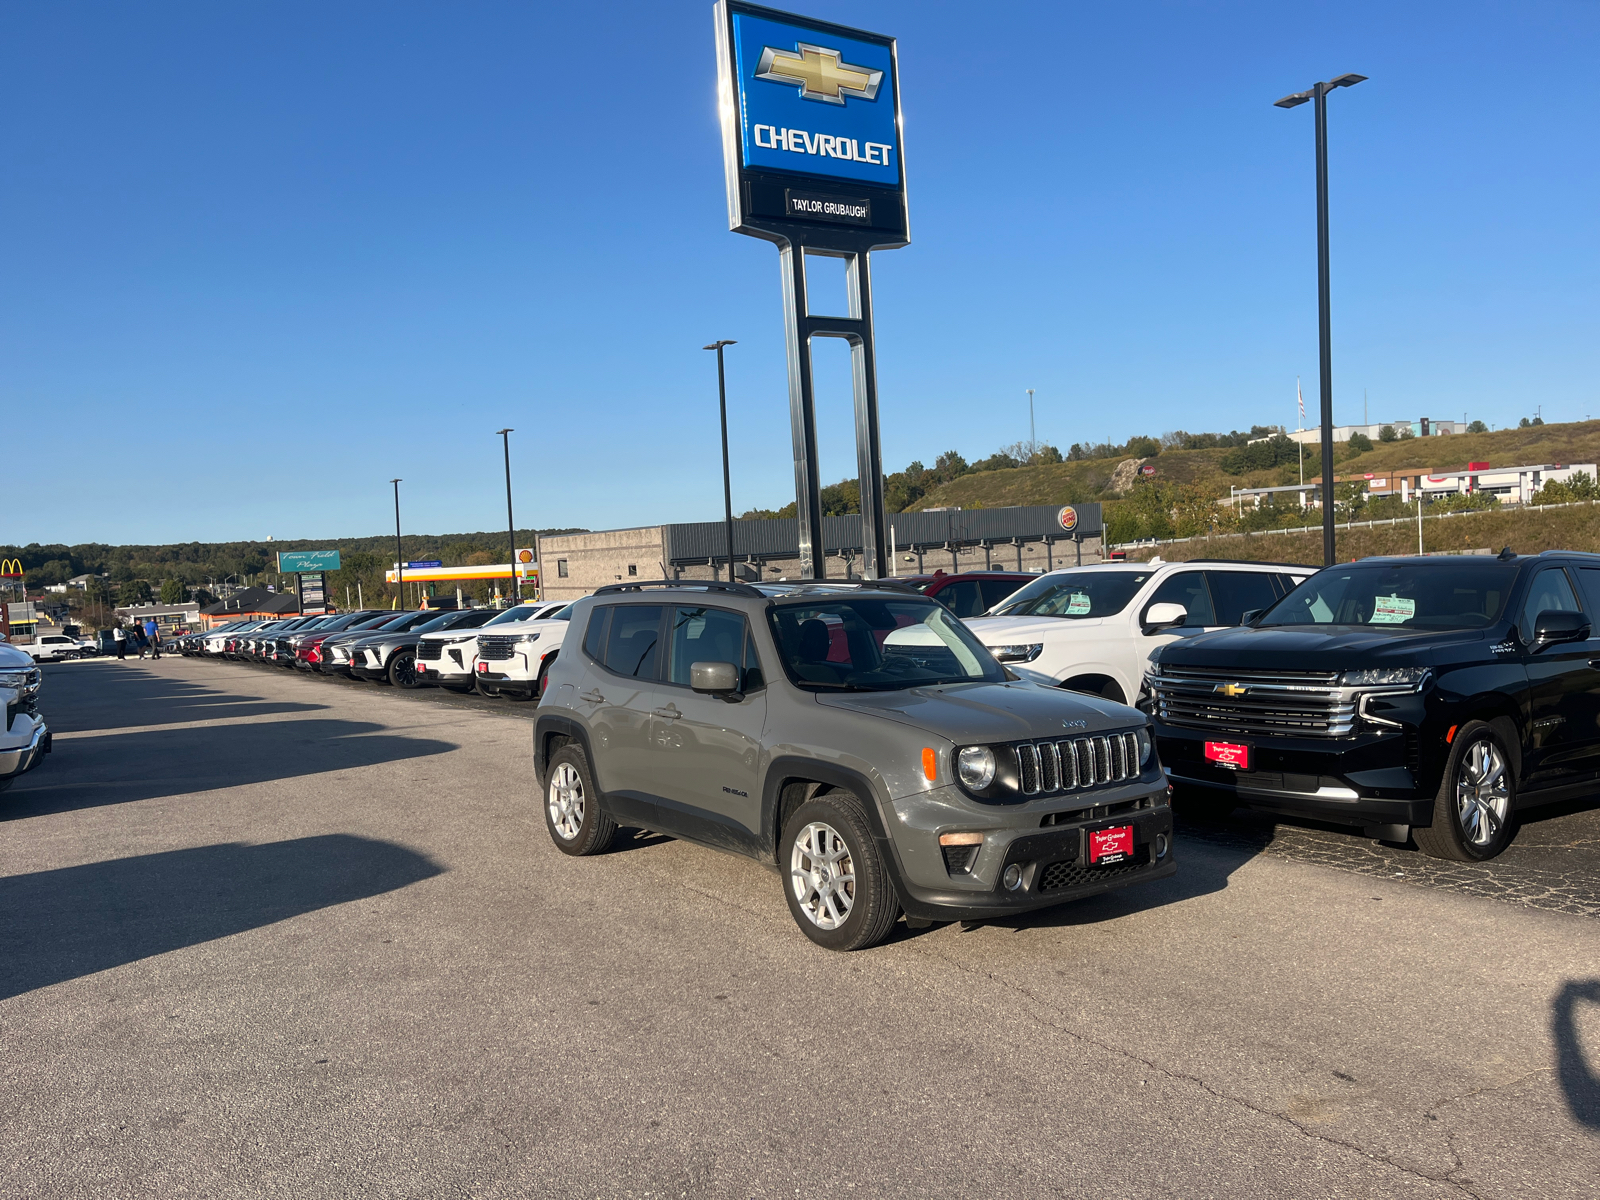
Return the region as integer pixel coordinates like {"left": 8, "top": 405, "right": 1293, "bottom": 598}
{"left": 0, "top": 641, "right": 49, "bottom": 793}
{"left": 25, "top": 632, "right": 93, "bottom": 661}
{"left": 966, "top": 559, "right": 1313, "bottom": 705}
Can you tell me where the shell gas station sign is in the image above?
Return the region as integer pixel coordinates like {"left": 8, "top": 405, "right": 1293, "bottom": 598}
{"left": 385, "top": 552, "right": 538, "bottom": 586}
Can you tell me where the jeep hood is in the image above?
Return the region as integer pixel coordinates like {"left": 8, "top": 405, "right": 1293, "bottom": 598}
{"left": 815, "top": 681, "right": 1139, "bottom": 744}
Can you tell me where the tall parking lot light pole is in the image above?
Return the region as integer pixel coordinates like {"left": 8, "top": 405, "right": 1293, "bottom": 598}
{"left": 391, "top": 478, "right": 404, "bottom": 609}
{"left": 1026, "top": 389, "right": 1036, "bottom": 455}
{"left": 1276, "top": 72, "right": 1365, "bottom": 567}
{"left": 496, "top": 428, "right": 518, "bottom": 603}
{"left": 704, "top": 340, "right": 738, "bottom": 582}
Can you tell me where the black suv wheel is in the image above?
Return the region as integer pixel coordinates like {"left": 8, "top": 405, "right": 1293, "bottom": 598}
{"left": 781, "top": 794, "right": 899, "bottom": 951}
{"left": 1414, "top": 719, "right": 1518, "bottom": 861}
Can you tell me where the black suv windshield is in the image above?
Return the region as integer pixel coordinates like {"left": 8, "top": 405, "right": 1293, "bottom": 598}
{"left": 769, "top": 598, "right": 1005, "bottom": 691}
{"left": 1260, "top": 562, "right": 1520, "bottom": 630}
{"left": 990, "top": 569, "right": 1153, "bottom": 618}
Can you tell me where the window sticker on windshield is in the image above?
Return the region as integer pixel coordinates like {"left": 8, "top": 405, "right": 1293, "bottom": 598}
{"left": 1066, "top": 593, "right": 1092, "bottom": 616}
{"left": 1370, "top": 594, "right": 1415, "bottom": 624}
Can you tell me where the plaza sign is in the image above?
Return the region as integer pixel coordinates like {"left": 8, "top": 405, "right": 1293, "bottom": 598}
{"left": 276, "top": 550, "right": 341, "bottom": 573}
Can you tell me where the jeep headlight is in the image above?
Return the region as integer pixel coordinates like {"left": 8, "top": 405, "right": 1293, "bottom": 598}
{"left": 1137, "top": 727, "right": 1153, "bottom": 766}
{"left": 990, "top": 643, "right": 1042, "bottom": 664}
{"left": 1341, "top": 667, "right": 1430, "bottom": 689}
{"left": 956, "top": 746, "right": 997, "bottom": 790}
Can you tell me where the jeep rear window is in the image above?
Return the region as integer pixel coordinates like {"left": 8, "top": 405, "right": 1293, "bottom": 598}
{"left": 989, "top": 570, "right": 1151, "bottom": 618}
{"left": 1258, "top": 563, "right": 1518, "bottom": 630}
{"left": 768, "top": 598, "right": 1005, "bottom": 691}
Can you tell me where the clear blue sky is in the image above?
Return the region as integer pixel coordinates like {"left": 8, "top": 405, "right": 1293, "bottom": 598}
{"left": 5, "top": 1, "right": 1596, "bottom": 545}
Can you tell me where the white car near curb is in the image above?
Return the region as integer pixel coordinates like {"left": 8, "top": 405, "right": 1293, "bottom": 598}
{"left": 965, "top": 559, "right": 1313, "bottom": 705}
{"left": 415, "top": 602, "right": 567, "bottom": 694}
{"left": 0, "top": 641, "right": 49, "bottom": 792}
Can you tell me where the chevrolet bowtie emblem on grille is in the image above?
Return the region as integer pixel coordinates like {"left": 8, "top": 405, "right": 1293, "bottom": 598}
{"left": 1215, "top": 683, "right": 1249, "bottom": 698}
{"left": 755, "top": 43, "right": 882, "bottom": 105}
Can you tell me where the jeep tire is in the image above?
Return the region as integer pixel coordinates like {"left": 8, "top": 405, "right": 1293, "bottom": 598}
{"left": 781, "top": 793, "right": 899, "bottom": 952}
{"left": 545, "top": 743, "right": 616, "bottom": 857}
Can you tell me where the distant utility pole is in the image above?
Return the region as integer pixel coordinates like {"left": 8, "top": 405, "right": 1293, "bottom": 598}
{"left": 1026, "top": 389, "right": 1036, "bottom": 454}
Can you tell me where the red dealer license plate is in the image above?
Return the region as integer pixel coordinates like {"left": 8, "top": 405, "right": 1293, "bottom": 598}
{"left": 1088, "top": 825, "right": 1134, "bottom": 865}
{"left": 1205, "top": 741, "right": 1250, "bottom": 770}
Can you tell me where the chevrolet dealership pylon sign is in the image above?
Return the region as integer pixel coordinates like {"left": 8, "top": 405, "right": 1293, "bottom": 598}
{"left": 714, "top": 1, "right": 907, "bottom": 579}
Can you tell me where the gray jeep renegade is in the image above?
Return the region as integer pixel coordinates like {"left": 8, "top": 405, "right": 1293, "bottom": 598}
{"left": 533, "top": 580, "right": 1175, "bottom": 950}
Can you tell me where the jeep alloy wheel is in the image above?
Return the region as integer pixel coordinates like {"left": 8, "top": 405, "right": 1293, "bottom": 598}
{"left": 548, "top": 762, "right": 585, "bottom": 841}
{"left": 790, "top": 821, "right": 855, "bottom": 931}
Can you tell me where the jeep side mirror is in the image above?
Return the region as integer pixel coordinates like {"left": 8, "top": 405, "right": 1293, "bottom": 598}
{"left": 1532, "top": 609, "right": 1590, "bottom": 650}
{"left": 690, "top": 661, "right": 741, "bottom": 695}
{"left": 1142, "top": 602, "right": 1187, "bottom": 635}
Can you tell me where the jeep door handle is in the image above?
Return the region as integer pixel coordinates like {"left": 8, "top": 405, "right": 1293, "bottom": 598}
{"left": 580, "top": 689, "right": 605, "bottom": 704}
{"left": 653, "top": 705, "right": 682, "bottom": 720}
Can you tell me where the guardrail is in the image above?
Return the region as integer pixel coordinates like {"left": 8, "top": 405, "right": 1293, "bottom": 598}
{"left": 1111, "top": 498, "right": 1600, "bottom": 551}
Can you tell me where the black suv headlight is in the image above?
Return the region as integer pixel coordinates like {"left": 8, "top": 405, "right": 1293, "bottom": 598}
{"left": 1342, "top": 667, "right": 1431, "bottom": 689}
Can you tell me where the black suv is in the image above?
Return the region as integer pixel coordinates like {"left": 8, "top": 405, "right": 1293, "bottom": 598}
{"left": 1144, "top": 551, "right": 1600, "bottom": 861}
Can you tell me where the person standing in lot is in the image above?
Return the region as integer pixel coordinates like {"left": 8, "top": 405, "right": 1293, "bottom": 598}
{"left": 143, "top": 618, "right": 160, "bottom": 660}
{"left": 113, "top": 624, "right": 127, "bottom": 660}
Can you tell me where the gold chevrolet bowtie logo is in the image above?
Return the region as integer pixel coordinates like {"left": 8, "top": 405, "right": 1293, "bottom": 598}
{"left": 1215, "top": 683, "right": 1249, "bottom": 698}
{"left": 755, "top": 42, "right": 883, "bottom": 105}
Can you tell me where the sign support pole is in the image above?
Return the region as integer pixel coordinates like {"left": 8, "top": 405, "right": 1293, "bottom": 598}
{"left": 777, "top": 240, "right": 887, "bottom": 579}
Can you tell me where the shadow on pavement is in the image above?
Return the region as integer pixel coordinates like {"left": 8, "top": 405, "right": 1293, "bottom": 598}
{"left": 38, "top": 660, "right": 328, "bottom": 733}
{"left": 1552, "top": 979, "right": 1600, "bottom": 1130}
{"left": 3, "top": 716, "right": 456, "bottom": 818}
{"left": 0, "top": 834, "right": 443, "bottom": 1001}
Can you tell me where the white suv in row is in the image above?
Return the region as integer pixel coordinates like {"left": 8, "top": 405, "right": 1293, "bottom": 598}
{"left": 415, "top": 601, "right": 568, "bottom": 695}
{"left": 966, "top": 559, "right": 1312, "bottom": 704}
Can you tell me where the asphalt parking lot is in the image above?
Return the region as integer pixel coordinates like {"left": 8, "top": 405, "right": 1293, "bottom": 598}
{"left": 3, "top": 657, "right": 1598, "bottom": 1198}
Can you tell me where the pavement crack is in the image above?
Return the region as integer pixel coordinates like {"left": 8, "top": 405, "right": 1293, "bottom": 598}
{"left": 910, "top": 942, "right": 1488, "bottom": 1199}
{"left": 1426, "top": 1066, "right": 1555, "bottom": 1114}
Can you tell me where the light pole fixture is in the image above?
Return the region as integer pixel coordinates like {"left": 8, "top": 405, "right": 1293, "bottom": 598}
{"left": 1275, "top": 71, "right": 1366, "bottom": 567}
{"left": 704, "top": 340, "right": 738, "bottom": 583}
{"left": 390, "top": 478, "right": 404, "bottom": 609}
{"left": 496, "top": 428, "right": 519, "bottom": 603}
{"left": 1026, "top": 389, "right": 1036, "bottom": 456}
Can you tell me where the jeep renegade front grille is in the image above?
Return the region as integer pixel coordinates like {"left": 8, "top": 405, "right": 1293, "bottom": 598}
{"left": 477, "top": 635, "right": 519, "bottom": 661}
{"left": 1038, "top": 848, "right": 1151, "bottom": 893}
{"left": 416, "top": 642, "right": 443, "bottom": 660}
{"left": 1015, "top": 732, "right": 1142, "bottom": 797}
{"left": 1151, "top": 666, "right": 1352, "bottom": 738}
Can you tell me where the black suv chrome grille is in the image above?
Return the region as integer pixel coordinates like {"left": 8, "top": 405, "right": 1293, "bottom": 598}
{"left": 1015, "top": 732, "right": 1142, "bottom": 797}
{"left": 1152, "top": 666, "right": 1353, "bottom": 738}
{"left": 416, "top": 642, "right": 443, "bottom": 660}
{"left": 477, "top": 635, "right": 519, "bottom": 661}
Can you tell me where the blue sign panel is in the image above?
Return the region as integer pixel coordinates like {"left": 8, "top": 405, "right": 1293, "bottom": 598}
{"left": 731, "top": 12, "right": 898, "bottom": 188}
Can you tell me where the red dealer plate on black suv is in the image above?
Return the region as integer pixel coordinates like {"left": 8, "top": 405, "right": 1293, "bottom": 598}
{"left": 1205, "top": 741, "right": 1250, "bottom": 770}
{"left": 1088, "top": 825, "right": 1134, "bottom": 865}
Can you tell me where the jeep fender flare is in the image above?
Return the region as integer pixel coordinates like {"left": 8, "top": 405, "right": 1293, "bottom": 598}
{"left": 760, "top": 755, "right": 917, "bottom": 906}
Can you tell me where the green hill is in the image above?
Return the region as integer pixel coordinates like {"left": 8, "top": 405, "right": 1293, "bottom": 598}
{"left": 910, "top": 419, "right": 1600, "bottom": 514}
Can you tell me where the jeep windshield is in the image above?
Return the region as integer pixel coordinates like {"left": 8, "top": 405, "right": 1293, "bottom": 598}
{"left": 989, "top": 569, "right": 1153, "bottom": 619}
{"left": 769, "top": 598, "right": 1006, "bottom": 691}
{"left": 1258, "top": 562, "right": 1519, "bottom": 630}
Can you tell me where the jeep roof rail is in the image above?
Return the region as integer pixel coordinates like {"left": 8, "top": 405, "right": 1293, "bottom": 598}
{"left": 760, "top": 578, "right": 923, "bottom": 597}
{"left": 593, "top": 579, "right": 766, "bottom": 598}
